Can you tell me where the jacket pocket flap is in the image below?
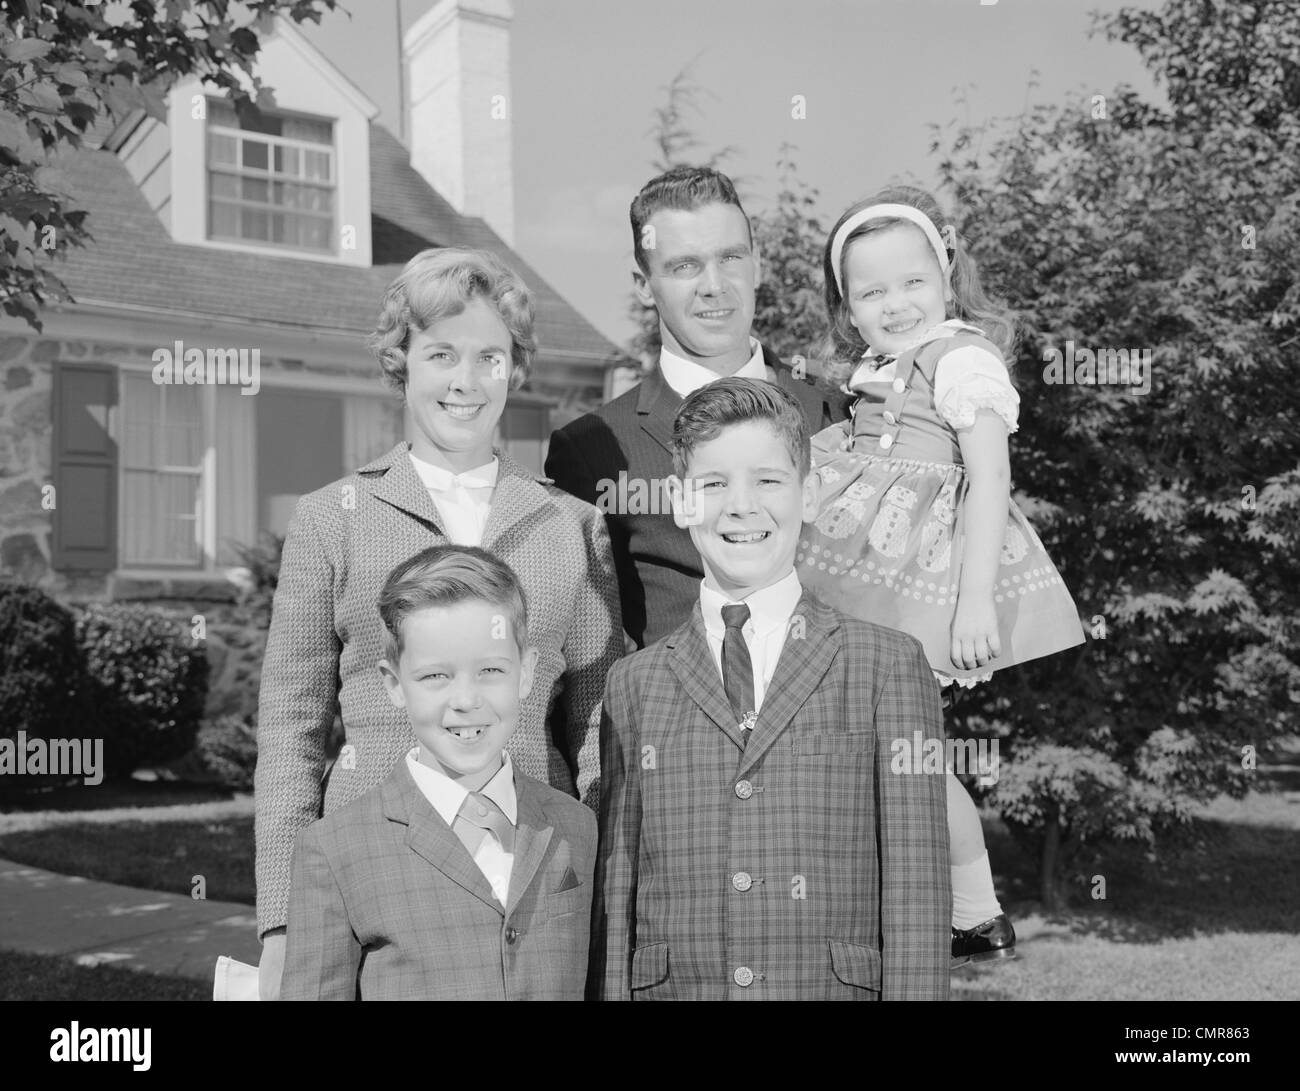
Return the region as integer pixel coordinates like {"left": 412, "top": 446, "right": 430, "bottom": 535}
{"left": 829, "top": 939, "right": 882, "bottom": 991}
{"left": 796, "top": 732, "right": 874, "bottom": 756}
{"left": 630, "top": 942, "right": 669, "bottom": 990}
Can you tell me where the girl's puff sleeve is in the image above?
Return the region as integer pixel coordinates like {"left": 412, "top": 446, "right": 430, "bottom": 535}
{"left": 933, "top": 344, "right": 1020, "bottom": 434}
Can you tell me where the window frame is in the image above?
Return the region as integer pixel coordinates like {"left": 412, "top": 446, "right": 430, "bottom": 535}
{"left": 205, "top": 98, "right": 338, "bottom": 257}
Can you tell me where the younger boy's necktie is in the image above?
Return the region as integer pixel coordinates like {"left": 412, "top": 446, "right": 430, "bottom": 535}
{"left": 721, "top": 604, "right": 756, "bottom": 745}
{"left": 452, "top": 791, "right": 515, "bottom": 856}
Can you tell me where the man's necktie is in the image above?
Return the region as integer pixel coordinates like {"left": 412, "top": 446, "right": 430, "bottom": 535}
{"left": 452, "top": 790, "right": 515, "bottom": 856}
{"left": 721, "top": 604, "right": 757, "bottom": 744}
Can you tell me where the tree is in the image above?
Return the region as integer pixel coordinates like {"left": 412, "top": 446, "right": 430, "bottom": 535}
{"left": 934, "top": 0, "right": 1300, "bottom": 909}
{"left": 750, "top": 144, "right": 829, "bottom": 372}
{"left": 0, "top": 0, "right": 338, "bottom": 331}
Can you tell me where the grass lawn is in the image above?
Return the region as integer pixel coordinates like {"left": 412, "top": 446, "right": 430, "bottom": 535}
{"left": 0, "top": 949, "right": 209, "bottom": 1001}
{"left": 0, "top": 814, "right": 255, "bottom": 906}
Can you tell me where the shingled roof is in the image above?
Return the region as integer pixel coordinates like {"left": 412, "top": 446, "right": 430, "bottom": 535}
{"left": 49, "top": 120, "right": 625, "bottom": 367}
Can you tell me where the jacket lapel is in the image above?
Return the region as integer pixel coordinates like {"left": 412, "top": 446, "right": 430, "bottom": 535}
{"left": 367, "top": 442, "right": 446, "bottom": 530}
{"left": 738, "top": 590, "right": 842, "bottom": 776}
{"left": 382, "top": 762, "right": 503, "bottom": 915}
{"left": 665, "top": 605, "right": 748, "bottom": 751}
{"left": 635, "top": 367, "right": 681, "bottom": 457}
{"left": 481, "top": 453, "right": 554, "bottom": 548}
{"left": 505, "top": 777, "right": 554, "bottom": 917}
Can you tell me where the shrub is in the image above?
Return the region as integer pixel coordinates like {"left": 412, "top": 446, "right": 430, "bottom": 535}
{"left": 0, "top": 583, "right": 89, "bottom": 790}
{"left": 195, "top": 714, "right": 257, "bottom": 790}
{"left": 76, "top": 605, "right": 209, "bottom": 779}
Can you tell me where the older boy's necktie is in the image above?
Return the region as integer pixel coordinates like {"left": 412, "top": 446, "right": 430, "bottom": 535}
{"left": 721, "top": 604, "right": 756, "bottom": 745}
{"left": 452, "top": 791, "right": 515, "bottom": 856}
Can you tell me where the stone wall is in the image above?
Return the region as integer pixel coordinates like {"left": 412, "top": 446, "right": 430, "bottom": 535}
{"left": 0, "top": 335, "right": 52, "bottom": 587}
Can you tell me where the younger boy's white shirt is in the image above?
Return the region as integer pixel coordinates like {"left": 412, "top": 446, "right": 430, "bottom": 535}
{"left": 404, "top": 748, "right": 516, "bottom": 906}
{"left": 699, "top": 570, "right": 803, "bottom": 714}
{"left": 408, "top": 452, "right": 499, "bottom": 545}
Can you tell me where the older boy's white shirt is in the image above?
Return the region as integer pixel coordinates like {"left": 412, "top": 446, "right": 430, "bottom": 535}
{"left": 699, "top": 570, "right": 803, "bottom": 714}
{"left": 408, "top": 452, "right": 499, "bottom": 545}
{"left": 404, "top": 748, "right": 517, "bottom": 906}
{"left": 659, "top": 338, "right": 767, "bottom": 398}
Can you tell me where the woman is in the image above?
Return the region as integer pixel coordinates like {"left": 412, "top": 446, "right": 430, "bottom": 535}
{"left": 254, "top": 248, "right": 622, "bottom": 998}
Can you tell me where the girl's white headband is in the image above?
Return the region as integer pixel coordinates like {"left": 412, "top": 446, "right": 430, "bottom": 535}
{"left": 829, "top": 203, "right": 951, "bottom": 295}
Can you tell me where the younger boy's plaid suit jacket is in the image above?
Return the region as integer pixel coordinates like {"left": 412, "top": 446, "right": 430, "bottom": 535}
{"left": 589, "top": 589, "right": 951, "bottom": 1001}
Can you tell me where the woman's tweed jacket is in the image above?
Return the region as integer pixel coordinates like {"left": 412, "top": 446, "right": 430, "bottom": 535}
{"left": 254, "top": 442, "right": 622, "bottom": 937}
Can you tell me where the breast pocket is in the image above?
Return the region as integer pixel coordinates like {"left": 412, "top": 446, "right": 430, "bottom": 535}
{"left": 794, "top": 731, "right": 875, "bottom": 756}
{"left": 546, "top": 884, "right": 590, "bottom": 920}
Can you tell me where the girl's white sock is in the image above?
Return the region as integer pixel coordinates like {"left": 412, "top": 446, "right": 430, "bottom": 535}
{"left": 951, "top": 852, "right": 1003, "bottom": 929}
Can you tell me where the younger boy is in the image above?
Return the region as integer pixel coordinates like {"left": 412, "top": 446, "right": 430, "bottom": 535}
{"left": 589, "top": 378, "right": 950, "bottom": 1000}
{"left": 283, "top": 546, "right": 597, "bottom": 1000}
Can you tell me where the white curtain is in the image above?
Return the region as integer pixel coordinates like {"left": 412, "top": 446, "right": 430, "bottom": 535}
{"left": 344, "top": 394, "right": 401, "bottom": 471}
{"left": 120, "top": 373, "right": 203, "bottom": 566}
{"left": 216, "top": 383, "right": 257, "bottom": 565}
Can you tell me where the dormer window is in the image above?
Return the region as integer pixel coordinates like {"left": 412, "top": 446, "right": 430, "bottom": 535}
{"left": 206, "top": 98, "right": 335, "bottom": 253}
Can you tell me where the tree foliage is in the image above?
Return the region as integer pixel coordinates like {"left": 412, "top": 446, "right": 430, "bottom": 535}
{"left": 0, "top": 0, "right": 337, "bottom": 331}
{"left": 935, "top": 0, "right": 1300, "bottom": 907}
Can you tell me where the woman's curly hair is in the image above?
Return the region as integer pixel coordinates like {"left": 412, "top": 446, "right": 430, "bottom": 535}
{"left": 367, "top": 247, "right": 537, "bottom": 395}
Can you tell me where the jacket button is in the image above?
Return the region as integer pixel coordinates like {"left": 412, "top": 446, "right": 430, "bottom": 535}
{"left": 733, "top": 966, "right": 755, "bottom": 987}
{"left": 892, "top": 377, "right": 906, "bottom": 394}
{"left": 734, "top": 779, "right": 753, "bottom": 799}
{"left": 879, "top": 434, "right": 894, "bottom": 451}
{"left": 883, "top": 410, "right": 897, "bottom": 425}
{"left": 505, "top": 928, "right": 519, "bottom": 944}
{"left": 732, "top": 871, "right": 753, "bottom": 892}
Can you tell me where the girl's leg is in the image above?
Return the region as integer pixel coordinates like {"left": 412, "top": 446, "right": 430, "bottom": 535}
{"left": 948, "top": 771, "right": 1004, "bottom": 930}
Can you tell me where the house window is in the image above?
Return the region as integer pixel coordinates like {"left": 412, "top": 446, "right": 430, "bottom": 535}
{"left": 206, "top": 98, "right": 335, "bottom": 253}
{"left": 119, "top": 372, "right": 205, "bottom": 567}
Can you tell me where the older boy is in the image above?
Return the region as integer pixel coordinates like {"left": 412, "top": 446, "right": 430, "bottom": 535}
{"left": 283, "top": 546, "right": 596, "bottom": 1000}
{"left": 589, "top": 379, "right": 950, "bottom": 1000}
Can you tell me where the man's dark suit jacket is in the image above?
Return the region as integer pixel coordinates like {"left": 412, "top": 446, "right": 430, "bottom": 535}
{"left": 545, "top": 346, "right": 849, "bottom": 648}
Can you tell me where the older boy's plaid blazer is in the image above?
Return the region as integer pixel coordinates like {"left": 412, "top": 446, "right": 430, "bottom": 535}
{"left": 589, "top": 589, "right": 951, "bottom": 1001}
{"left": 282, "top": 760, "right": 597, "bottom": 1000}
{"left": 255, "top": 442, "right": 621, "bottom": 938}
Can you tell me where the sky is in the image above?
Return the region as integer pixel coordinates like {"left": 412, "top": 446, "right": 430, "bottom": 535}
{"left": 301, "top": 0, "right": 1166, "bottom": 350}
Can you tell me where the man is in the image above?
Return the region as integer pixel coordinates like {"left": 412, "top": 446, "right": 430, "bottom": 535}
{"left": 546, "top": 166, "right": 848, "bottom": 648}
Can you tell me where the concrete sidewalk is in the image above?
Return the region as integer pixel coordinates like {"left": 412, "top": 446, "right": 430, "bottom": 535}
{"left": 0, "top": 857, "right": 261, "bottom": 983}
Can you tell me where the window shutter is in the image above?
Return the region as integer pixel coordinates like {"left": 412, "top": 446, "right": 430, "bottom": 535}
{"left": 52, "top": 363, "right": 118, "bottom": 571}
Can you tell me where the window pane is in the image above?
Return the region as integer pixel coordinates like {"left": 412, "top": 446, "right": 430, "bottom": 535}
{"left": 162, "top": 385, "right": 203, "bottom": 466}
{"left": 242, "top": 138, "right": 268, "bottom": 171}
{"left": 242, "top": 176, "right": 270, "bottom": 204}
{"left": 210, "top": 172, "right": 239, "bottom": 199}
{"left": 208, "top": 132, "right": 237, "bottom": 166}
{"left": 210, "top": 200, "right": 238, "bottom": 238}
{"left": 303, "top": 149, "right": 331, "bottom": 182}
{"left": 273, "top": 144, "right": 300, "bottom": 176}
{"left": 208, "top": 99, "right": 238, "bottom": 128}
{"left": 241, "top": 208, "right": 270, "bottom": 240}
{"left": 281, "top": 115, "right": 332, "bottom": 145}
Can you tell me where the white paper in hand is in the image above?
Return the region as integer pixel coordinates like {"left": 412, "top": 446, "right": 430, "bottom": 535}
{"left": 213, "top": 955, "right": 260, "bottom": 1001}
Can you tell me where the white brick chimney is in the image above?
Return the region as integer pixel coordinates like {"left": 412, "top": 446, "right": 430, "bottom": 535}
{"left": 403, "top": 0, "right": 515, "bottom": 246}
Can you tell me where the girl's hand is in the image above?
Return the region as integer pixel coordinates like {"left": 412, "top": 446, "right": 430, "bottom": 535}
{"left": 950, "top": 594, "right": 1002, "bottom": 672}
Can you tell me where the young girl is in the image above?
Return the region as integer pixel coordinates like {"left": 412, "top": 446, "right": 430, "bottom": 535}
{"left": 799, "top": 186, "right": 1085, "bottom": 965}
